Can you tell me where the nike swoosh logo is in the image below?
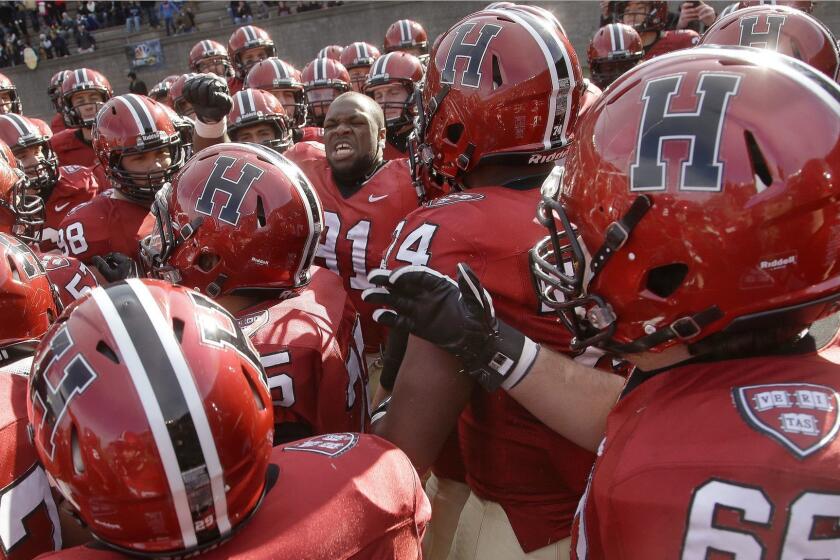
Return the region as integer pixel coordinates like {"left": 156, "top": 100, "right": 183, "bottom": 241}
{"left": 368, "top": 194, "right": 389, "bottom": 203}
{"left": 54, "top": 202, "right": 71, "bottom": 212}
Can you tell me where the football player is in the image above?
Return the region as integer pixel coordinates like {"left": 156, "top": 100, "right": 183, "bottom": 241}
{"left": 46, "top": 70, "right": 70, "bottom": 133}
{"left": 141, "top": 142, "right": 368, "bottom": 441}
{"left": 587, "top": 23, "right": 645, "bottom": 90}
{"left": 0, "top": 143, "right": 44, "bottom": 244}
{"left": 49, "top": 69, "right": 113, "bottom": 168}
{"left": 148, "top": 74, "right": 179, "bottom": 108}
{"left": 285, "top": 92, "right": 420, "bottom": 381}
{"left": 301, "top": 57, "right": 352, "bottom": 127}
{"left": 245, "top": 58, "right": 324, "bottom": 143}
{"left": 366, "top": 47, "right": 840, "bottom": 558}
{"left": 0, "top": 73, "right": 21, "bottom": 115}
{"left": 341, "top": 41, "right": 381, "bottom": 93}
{"left": 31, "top": 279, "right": 429, "bottom": 559}
{"left": 0, "top": 114, "right": 99, "bottom": 252}
{"left": 383, "top": 18, "right": 429, "bottom": 60}
{"left": 228, "top": 24, "right": 275, "bottom": 95}
{"left": 227, "top": 88, "right": 293, "bottom": 152}
{"left": 607, "top": 1, "right": 700, "bottom": 60}
{"left": 188, "top": 39, "right": 233, "bottom": 79}
{"left": 363, "top": 51, "right": 423, "bottom": 160}
{"left": 361, "top": 8, "right": 597, "bottom": 559}
{"left": 57, "top": 94, "right": 185, "bottom": 263}
{"left": 700, "top": 4, "right": 840, "bottom": 80}
{"left": 0, "top": 232, "right": 64, "bottom": 560}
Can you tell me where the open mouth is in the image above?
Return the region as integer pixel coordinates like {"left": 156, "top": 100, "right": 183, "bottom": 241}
{"left": 331, "top": 141, "right": 355, "bottom": 161}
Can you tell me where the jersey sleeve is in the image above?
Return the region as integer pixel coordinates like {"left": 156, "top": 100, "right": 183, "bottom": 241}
{"left": 56, "top": 200, "right": 111, "bottom": 263}
{"left": 0, "top": 376, "right": 61, "bottom": 560}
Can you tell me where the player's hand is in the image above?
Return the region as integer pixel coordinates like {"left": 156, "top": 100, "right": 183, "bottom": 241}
{"left": 696, "top": 3, "right": 716, "bottom": 25}
{"left": 90, "top": 252, "right": 139, "bottom": 283}
{"left": 677, "top": 2, "right": 699, "bottom": 29}
{"left": 183, "top": 73, "right": 231, "bottom": 124}
{"left": 362, "top": 263, "right": 540, "bottom": 392}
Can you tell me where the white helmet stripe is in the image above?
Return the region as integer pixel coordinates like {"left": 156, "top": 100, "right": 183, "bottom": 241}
{"left": 126, "top": 278, "right": 232, "bottom": 537}
{"left": 400, "top": 19, "right": 411, "bottom": 43}
{"left": 1, "top": 114, "right": 32, "bottom": 136}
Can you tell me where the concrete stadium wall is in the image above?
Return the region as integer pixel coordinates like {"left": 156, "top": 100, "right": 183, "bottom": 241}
{"left": 2, "top": 1, "right": 838, "bottom": 122}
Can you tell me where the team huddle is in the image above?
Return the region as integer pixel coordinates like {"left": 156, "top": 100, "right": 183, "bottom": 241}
{"left": 0, "top": 0, "right": 839, "bottom": 558}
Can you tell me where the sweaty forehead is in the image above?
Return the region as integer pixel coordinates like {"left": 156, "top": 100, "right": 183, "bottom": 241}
{"left": 326, "top": 96, "right": 374, "bottom": 121}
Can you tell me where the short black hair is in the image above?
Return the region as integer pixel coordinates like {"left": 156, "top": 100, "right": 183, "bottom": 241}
{"left": 127, "top": 71, "right": 136, "bottom": 79}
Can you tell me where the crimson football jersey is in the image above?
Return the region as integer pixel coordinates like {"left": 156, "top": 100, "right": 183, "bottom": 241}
{"left": 0, "top": 369, "right": 62, "bottom": 560}
{"left": 39, "top": 433, "right": 430, "bottom": 559}
{"left": 385, "top": 187, "right": 596, "bottom": 552}
{"left": 48, "top": 129, "right": 96, "bottom": 168}
{"left": 300, "top": 126, "right": 324, "bottom": 143}
{"left": 287, "top": 141, "right": 419, "bottom": 352}
{"left": 56, "top": 191, "right": 154, "bottom": 264}
{"left": 236, "top": 266, "right": 369, "bottom": 441}
{"left": 573, "top": 337, "right": 840, "bottom": 559}
{"left": 644, "top": 29, "right": 700, "bottom": 60}
{"left": 49, "top": 113, "right": 65, "bottom": 134}
{"left": 38, "top": 165, "right": 99, "bottom": 253}
{"left": 39, "top": 253, "right": 99, "bottom": 308}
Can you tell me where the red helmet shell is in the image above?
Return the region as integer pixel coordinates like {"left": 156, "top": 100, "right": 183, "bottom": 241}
{"left": 587, "top": 23, "right": 645, "bottom": 90}
{"left": 536, "top": 47, "right": 840, "bottom": 353}
{"left": 0, "top": 72, "right": 20, "bottom": 114}
{"left": 28, "top": 279, "right": 272, "bottom": 555}
{"left": 0, "top": 232, "right": 57, "bottom": 347}
{"left": 140, "top": 143, "right": 324, "bottom": 297}
{"left": 93, "top": 94, "right": 185, "bottom": 203}
{"left": 420, "top": 8, "right": 582, "bottom": 180}
{"left": 228, "top": 88, "right": 292, "bottom": 152}
{"left": 317, "top": 44, "right": 345, "bottom": 61}
{"left": 60, "top": 69, "right": 113, "bottom": 128}
{"left": 700, "top": 5, "right": 840, "bottom": 81}
{"left": 189, "top": 39, "right": 232, "bottom": 76}
{"left": 228, "top": 25, "right": 276, "bottom": 79}
{"left": 384, "top": 19, "right": 429, "bottom": 53}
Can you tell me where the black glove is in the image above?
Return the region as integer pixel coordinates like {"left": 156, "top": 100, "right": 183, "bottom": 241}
{"left": 90, "top": 252, "right": 140, "bottom": 283}
{"left": 362, "top": 263, "right": 539, "bottom": 392}
{"left": 183, "top": 73, "right": 231, "bottom": 124}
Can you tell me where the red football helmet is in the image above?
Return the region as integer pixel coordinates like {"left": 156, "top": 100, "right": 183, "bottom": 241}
{"left": 168, "top": 73, "right": 199, "bottom": 118}
{"left": 149, "top": 75, "right": 179, "bottom": 107}
{"left": 93, "top": 94, "right": 186, "bottom": 203}
{"left": 317, "top": 44, "right": 345, "bottom": 61}
{"left": 363, "top": 51, "right": 423, "bottom": 129}
{"left": 228, "top": 88, "right": 292, "bottom": 152}
{"left": 700, "top": 5, "right": 840, "bottom": 81}
{"left": 738, "top": 0, "right": 815, "bottom": 13}
{"left": 0, "top": 72, "right": 20, "bottom": 114}
{"left": 488, "top": 3, "right": 568, "bottom": 36}
{"left": 416, "top": 8, "right": 582, "bottom": 184}
{"left": 244, "top": 58, "right": 307, "bottom": 127}
{"left": 228, "top": 25, "right": 276, "bottom": 80}
{"left": 0, "top": 232, "right": 57, "bottom": 349}
{"left": 0, "top": 152, "right": 42, "bottom": 243}
{"left": 189, "top": 39, "right": 233, "bottom": 77}
{"left": 40, "top": 254, "right": 99, "bottom": 308}
{"left": 60, "top": 68, "right": 113, "bottom": 128}
{"left": 607, "top": 1, "right": 669, "bottom": 33}
{"left": 531, "top": 47, "right": 840, "bottom": 354}
{"left": 140, "top": 143, "right": 324, "bottom": 298}
{"left": 301, "top": 58, "right": 351, "bottom": 126}
{"left": 47, "top": 70, "right": 71, "bottom": 114}
{"left": 588, "top": 23, "right": 645, "bottom": 90}
{"left": 341, "top": 42, "right": 382, "bottom": 92}
{"left": 0, "top": 114, "right": 59, "bottom": 198}
{"left": 28, "top": 279, "right": 272, "bottom": 556}
{"left": 384, "top": 19, "right": 429, "bottom": 54}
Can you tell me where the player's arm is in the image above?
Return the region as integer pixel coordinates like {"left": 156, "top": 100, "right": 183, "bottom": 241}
{"left": 364, "top": 263, "right": 623, "bottom": 452}
{"left": 183, "top": 74, "right": 231, "bottom": 152}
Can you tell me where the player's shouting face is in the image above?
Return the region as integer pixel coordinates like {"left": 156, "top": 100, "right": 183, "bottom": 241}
{"left": 323, "top": 92, "right": 385, "bottom": 183}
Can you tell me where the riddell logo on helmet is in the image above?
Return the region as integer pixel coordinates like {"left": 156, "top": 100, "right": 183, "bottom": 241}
{"left": 528, "top": 151, "right": 564, "bottom": 164}
{"left": 760, "top": 255, "right": 796, "bottom": 270}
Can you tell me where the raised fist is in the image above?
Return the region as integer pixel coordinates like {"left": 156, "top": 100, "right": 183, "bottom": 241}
{"left": 182, "top": 73, "right": 232, "bottom": 124}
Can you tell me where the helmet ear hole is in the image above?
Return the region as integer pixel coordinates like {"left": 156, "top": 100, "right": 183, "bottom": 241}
{"left": 744, "top": 130, "right": 772, "bottom": 188}
{"left": 171, "top": 318, "right": 185, "bottom": 343}
{"left": 446, "top": 123, "right": 464, "bottom": 144}
{"left": 256, "top": 196, "right": 266, "bottom": 228}
{"left": 96, "top": 340, "right": 120, "bottom": 364}
{"left": 71, "top": 425, "right": 85, "bottom": 474}
{"left": 7, "top": 255, "right": 19, "bottom": 282}
{"left": 197, "top": 252, "right": 220, "bottom": 273}
{"left": 645, "top": 263, "right": 688, "bottom": 298}
{"left": 243, "top": 366, "right": 267, "bottom": 411}
{"left": 492, "top": 55, "right": 503, "bottom": 89}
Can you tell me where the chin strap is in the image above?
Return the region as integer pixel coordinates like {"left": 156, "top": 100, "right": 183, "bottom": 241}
{"left": 589, "top": 195, "right": 652, "bottom": 279}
